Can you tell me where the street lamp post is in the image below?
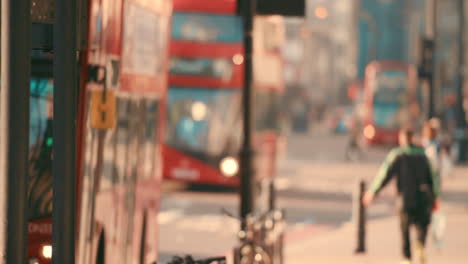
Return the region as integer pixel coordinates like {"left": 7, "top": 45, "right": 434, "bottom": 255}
{"left": 53, "top": 0, "right": 78, "bottom": 263}
{"left": 457, "top": 0, "right": 467, "bottom": 162}
{"left": 359, "top": 11, "right": 378, "bottom": 62}
{"left": 239, "top": 0, "right": 257, "bottom": 230}
{"left": 425, "top": 0, "right": 437, "bottom": 119}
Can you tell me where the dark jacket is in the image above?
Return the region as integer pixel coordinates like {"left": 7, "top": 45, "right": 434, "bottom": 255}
{"left": 370, "top": 145, "right": 440, "bottom": 210}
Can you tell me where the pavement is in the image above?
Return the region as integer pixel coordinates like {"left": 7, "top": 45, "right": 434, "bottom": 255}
{"left": 286, "top": 213, "right": 468, "bottom": 264}
{"left": 157, "top": 131, "right": 468, "bottom": 263}
{"left": 158, "top": 132, "right": 370, "bottom": 262}
{"left": 285, "top": 166, "right": 468, "bottom": 264}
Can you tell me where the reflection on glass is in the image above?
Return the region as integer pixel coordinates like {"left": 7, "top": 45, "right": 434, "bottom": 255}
{"left": 28, "top": 78, "right": 54, "bottom": 220}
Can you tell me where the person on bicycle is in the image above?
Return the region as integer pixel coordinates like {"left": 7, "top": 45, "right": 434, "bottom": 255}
{"left": 363, "top": 128, "right": 440, "bottom": 264}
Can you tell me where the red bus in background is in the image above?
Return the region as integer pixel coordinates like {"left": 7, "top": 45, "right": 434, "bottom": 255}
{"left": 163, "top": 0, "right": 285, "bottom": 187}
{"left": 362, "top": 60, "right": 420, "bottom": 145}
{"left": 27, "top": 0, "right": 172, "bottom": 263}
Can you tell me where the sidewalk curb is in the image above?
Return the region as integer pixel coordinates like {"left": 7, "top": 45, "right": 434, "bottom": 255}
{"left": 286, "top": 212, "right": 468, "bottom": 264}
{"left": 284, "top": 223, "right": 335, "bottom": 243}
{"left": 223, "top": 222, "right": 336, "bottom": 264}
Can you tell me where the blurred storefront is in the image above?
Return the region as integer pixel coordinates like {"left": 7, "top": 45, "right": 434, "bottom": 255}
{"left": 305, "top": 0, "right": 357, "bottom": 105}
{"left": 458, "top": 0, "right": 468, "bottom": 162}
{"left": 434, "top": 0, "right": 461, "bottom": 133}
{"left": 433, "top": 0, "right": 468, "bottom": 162}
{"left": 283, "top": 0, "right": 357, "bottom": 106}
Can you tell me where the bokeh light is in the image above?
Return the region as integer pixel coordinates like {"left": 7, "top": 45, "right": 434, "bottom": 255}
{"left": 314, "top": 6, "right": 329, "bottom": 19}
{"left": 191, "top": 101, "right": 207, "bottom": 121}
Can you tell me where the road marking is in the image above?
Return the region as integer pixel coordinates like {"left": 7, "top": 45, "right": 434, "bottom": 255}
{"left": 159, "top": 209, "right": 239, "bottom": 235}
{"left": 284, "top": 223, "right": 334, "bottom": 243}
{"left": 158, "top": 209, "right": 184, "bottom": 225}
{"left": 275, "top": 177, "right": 291, "bottom": 190}
{"left": 175, "top": 215, "right": 238, "bottom": 234}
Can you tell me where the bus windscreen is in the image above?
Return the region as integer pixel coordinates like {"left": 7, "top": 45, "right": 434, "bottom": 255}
{"left": 372, "top": 71, "right": 409, "bottom": 129}
{"left": 165, "top": 87, "right": 241, "bottom": 163}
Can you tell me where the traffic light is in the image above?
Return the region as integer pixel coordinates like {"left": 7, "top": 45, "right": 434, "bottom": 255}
{"left": 257, "top": 0, "right": 305, "bottom": 16}
{"left": 418, "top": 39, "right": 435, "bottom": 79}
{"left": 239, "top": 0, "right": 305, "bottom": 17}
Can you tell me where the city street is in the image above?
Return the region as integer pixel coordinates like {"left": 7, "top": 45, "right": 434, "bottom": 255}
{"left": 3, "top": 0, "right": 468, "bottom": 263}
{"left": 158, "top": 131, "right": 413, "bottom": 262}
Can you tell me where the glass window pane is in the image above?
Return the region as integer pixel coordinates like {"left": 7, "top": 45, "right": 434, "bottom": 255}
{"left": 28, "top": 78, "right": 54, "bottom": 220}
{"left": 165, "top": 87, "right": 241, "bottom": 165}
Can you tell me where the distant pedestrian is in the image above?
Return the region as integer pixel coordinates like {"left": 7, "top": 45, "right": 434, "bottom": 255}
{"left": 345, "top": 122, "right": 363, "bottom": 161}
{"left": 422, "top": 118, "right": 441, "bottom": 174}
{"left": 439, "top": 141, "right": 454, "bottom": 181}
{"left": 422, "top": 119, "right": 454, "bottom": 188}
{"left": 363, "top": 128, "right": 440, "bottom": 264}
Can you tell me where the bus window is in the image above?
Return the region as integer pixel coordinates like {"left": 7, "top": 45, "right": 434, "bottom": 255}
{"left": 28, "top": 78, "right": 54, "bottom": 220}
{"left": 170, "top": 57, "right": 234, "bottom": 81}
{"left": 171, "top": 13, "right": 242, "bottom": 43}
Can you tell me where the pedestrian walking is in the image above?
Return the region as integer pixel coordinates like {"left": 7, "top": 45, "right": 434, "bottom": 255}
{"left": 345, "top": 121, "right": 363, "bottom": 162}
{"left": 422, "top": 118, "right": 441, "bottom": 174}
{"left": 423, "top": 119, "right": 455, "bottom": 189}
{"left": 439, "top": 141, "right": 454, "bottom": 180}
{"left": 363, "top": 128, "right": 440, "bottom": 264}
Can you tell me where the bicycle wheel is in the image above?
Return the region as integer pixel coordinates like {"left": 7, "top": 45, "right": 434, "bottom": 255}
{"left": 252, "top": 247, "right": 271, "bottom": 264}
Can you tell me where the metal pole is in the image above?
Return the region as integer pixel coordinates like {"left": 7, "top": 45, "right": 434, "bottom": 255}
{"left": 0, "top": 0, "right": 31, "bottom": 262}
{"left": 239, "top": 0, "right": 256, "bottom": 230}
{"left": 268, "top": 180, "right": 275, "bottom": 211}
{"left": 354, "top": 180, "right": 366, "bottom": 254}
{"left": 426, "top": 0, "right": 437, "bottom": 119}
{"left": 53, "top": 0, "right": 77, "bottom": 262}
{"left": 457, "top": 0, "right": 467, "bottom": 162}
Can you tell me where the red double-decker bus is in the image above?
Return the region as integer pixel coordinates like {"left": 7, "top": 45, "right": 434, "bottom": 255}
{"left": 361, "top": 60, "right": 420, "bottom": 145}
{"left": 27, "top": 0, "right": 172, "bottom": 263}
{"left": 163, "top": 0, "right": 284, "bottom": 187}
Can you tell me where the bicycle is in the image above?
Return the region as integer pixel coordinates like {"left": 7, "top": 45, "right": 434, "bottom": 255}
{"left": 165, "top": 255, "right": 226, "bottom": 264}
{"left": 222, "top": 209, "right": 282, "bottom": 264}
{"left": 251, "top": 210, "right": 285, "bottom": 264}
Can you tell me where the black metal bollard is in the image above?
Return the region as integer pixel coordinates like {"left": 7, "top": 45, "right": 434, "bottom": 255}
{"left": 355, "top": 180, "right": 367, "bottom": 254}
